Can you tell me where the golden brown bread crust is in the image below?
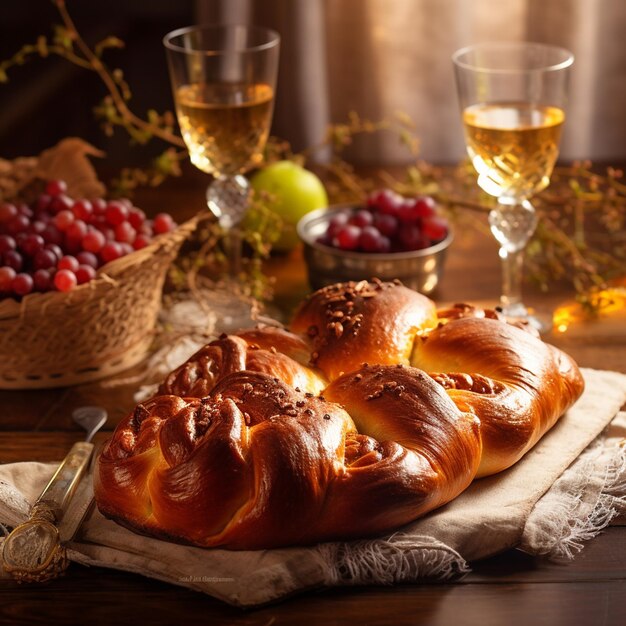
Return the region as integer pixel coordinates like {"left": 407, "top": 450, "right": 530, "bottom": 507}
{"left": 411, "top": 316, "right": 584, "bottom": 476}
{"left": 290, "top": 279, "right": 438, "bottom": 380}
{"left": 95, "top": 368, "right": 481, "bottom": 549}
{"left": 95, "top": 280, "right": 585, "bottom": 549}
{"left": 159, "top": 329, "right": 326, "bottom": 397}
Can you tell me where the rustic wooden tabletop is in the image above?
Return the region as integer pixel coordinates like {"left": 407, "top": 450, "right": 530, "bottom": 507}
{"left": 0, "top": 171, "right": 624, "bottom": 625}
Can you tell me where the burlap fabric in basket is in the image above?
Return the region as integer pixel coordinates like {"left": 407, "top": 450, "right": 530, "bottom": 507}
{"left": 1, "top": 368, "right": 625, "bottom": 607}
{"left": 0, "top": 217, "right": 198, "bottom": 389}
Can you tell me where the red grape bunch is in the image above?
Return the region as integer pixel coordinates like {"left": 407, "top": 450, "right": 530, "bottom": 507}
{"left": 317, "top": 189, "right": 449, "bottom": 254}
{"left": 0, "top": 180, "right": 177, "bottom": 299}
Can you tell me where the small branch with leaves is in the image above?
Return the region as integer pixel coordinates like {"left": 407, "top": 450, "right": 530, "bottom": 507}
{"left": 0, "top": 0, "right": 187, "bottom": 191}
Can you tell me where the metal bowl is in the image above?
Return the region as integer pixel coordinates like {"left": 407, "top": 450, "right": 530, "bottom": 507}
{"left": 297, "top": 205, "right": 453, "bottom": 294}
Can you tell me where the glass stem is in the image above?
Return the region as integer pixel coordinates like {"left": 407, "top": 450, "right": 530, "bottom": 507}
{"left": 206, "top": 175, "right": 250, "bottom": 281}
{"left": 488, "top": 198, "right": 537, "bottom": 319}
{"left": 499, "top": 246, "right": 524, "bottom": 312}
{"left": 225, "top": 227, "right": 242, "bottom": 278}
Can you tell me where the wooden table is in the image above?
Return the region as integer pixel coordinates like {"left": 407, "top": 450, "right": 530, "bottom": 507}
{"left": 0, "top": 173, "right": 624, "bottom": 625}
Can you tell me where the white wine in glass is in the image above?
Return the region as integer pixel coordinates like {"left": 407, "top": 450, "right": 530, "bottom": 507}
{"left": 175, "top": 82, "right": 274, "bottom": 178}
{"left": 453, "top": 44, "right": 573, "bottom": 328}
{"left": 164, "top": 25, "right": 280, "bottom": 276}
{"left": 463, "top": 102, "right": 565, "bottom": 199}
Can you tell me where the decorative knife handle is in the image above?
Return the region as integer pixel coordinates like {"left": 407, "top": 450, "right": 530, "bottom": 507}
{"left": 32, "top": 441, "right": 94, "bottom": 523}
{"left": 2, "top": 440, "right": 94, "bottom": 582}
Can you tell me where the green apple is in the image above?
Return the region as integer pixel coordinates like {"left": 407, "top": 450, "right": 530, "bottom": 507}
{"left": 250, "top": 160, "right": 328, "bottom": 251}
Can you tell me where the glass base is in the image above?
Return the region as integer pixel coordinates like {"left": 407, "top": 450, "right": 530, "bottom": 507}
{"left": 498, "top": 302, "right": 551, "bottom": 334}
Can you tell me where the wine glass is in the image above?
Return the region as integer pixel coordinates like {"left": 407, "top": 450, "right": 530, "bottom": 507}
{"left": 452, "top": 43, "right": 573, "bottom": 327}
{"left": 163, "top": 25, "right": 280, "bottom": 279}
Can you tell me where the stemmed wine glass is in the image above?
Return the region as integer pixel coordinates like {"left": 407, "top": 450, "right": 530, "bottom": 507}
{"left": 452, "top": 43, "right": 573, "bottom": 327}
{"left": 163, "top": 25, "right": 280, "bottom": 279}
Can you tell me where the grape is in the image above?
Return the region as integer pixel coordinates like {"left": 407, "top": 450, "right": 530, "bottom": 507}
{"left": 399, "top": 224, "right": 431, "bottom": 251}
{"left": 14, "top": 232, "right": 28, "bottom": 248}
{"left": 100, "top": 226, "right": 116, "bottom": 241}
{"left": 132, "top": 234, "right": 151, "bottom": 250}
{"left": 54, "top": 269, "right": 77, "bottom": 292}
{"left": 33, "top": 269, "right": 53, "bottom": 292}
{"left": 139, "top": 222, "right": 154, "bottom": 237}
{"left": 397, "top": 200, "right": 423, "bottom": 223}
{"left": 90, "top": 215, "right": 106, "bottom": 229}
{"left": 33, "top": 211, "right": 52, "bottom": 224}
{"left": 92, "top": 217, "right": 114, "bottom": 237}
{"left": 105, "top": 202, "right": 129, "bottom": 226}
{"left": 71, "top": 199, "right": 93, "bottom": 221}
{"left": 100, "top": 242, "right": 123, "bottom": 264}
{"left": 0, "top": 235, "right": 16, "bottom": 254}
{"left": 6, "top": 214, "right": 30, "bottom": 235}
{"left": 326, "top": 212, "right": 349, "bottom": 239}
{"left": 153, "top": 213, "right": 175, "bottom": 234}
{"left": 115, "top": 221, "right": 136, "bottom": 244}
{"left": 18, "top": 204, "right": 34, "bottom": 219}
{"left": 377, "top": 235, "right": 391, "bottom": 253}
{"left": 82, "top": 230, "right": 105, "bottom": 253}
{"left": 29, "top": 220, "right": 47, "bottom": 234}
{"left": 376, "top": 190, "right": 403, "bottom": 217}
{"left": 12, "top": 273, "right": 34, "bottom": 296}
{"left": 49, "top": 194, "right": 73, "bottom": 214}
{"left": 0, "top": 203, "right": 18, "bottom": 223}
{"left": 334, "top": 225, "right": 361, "bottom": 251}
{"left": 92, "top": 198, "right": 107, "bottom": 214}
{"left": 44, "top": 243, "right": 63, "bottom": 261}
{"left": 119, "top": 242, "right": 134, "bottom": 256}
{"left": 58, "top": 255, "right": 79, "bottom": 272}
{"left": 34, "top": 194, "right": 52, "bottom": 213}
{"left": 67, "top": 220, "right": 87, "bottom": 241}
{"left": 75, "top": 264, "right": 96, "bottom": 285}
{"left": 0, "top": 266, "right": 16, "bottom": 292}
{"left": 54, "top": 209, "right": 75, "bottom": 231}
{"left": 422, "top": 216, "right": 448, "bottom": 241}
{"left": 315, "top": 234, "right": 333, "bottom": 247}
{"left": 41, "top": 224, "right": 63, "bottom": 246}
{"left": 414, "top": 196, "right": 437, "bottom": 218}
{"left": 128, "top": 207, "right": 146, "bottom": 229}
{"left": 76, "top": 251, "right": 99, "bottom": 269}
{"left": 366, "top": 189, "right": 391, "bottom": 210}
{"left": 373, "top": 213, "right": 398, "bottom": 237}
{"left": 45, "top": 180, "right": 68, "bottom": 197}
{"left": 3, "top": 250, "right": 23, "bottom": 271}
{"left": 349, "top": 210, "right": 374, "bottom": 228}
{"left": 358, "top": 226, "right": 385, "bottom": 252}
{"left": 396, "top": 196, "right": 437, "bottom": 223}
{"left": 19, "top": 234, "right": 45, "bottom": 257}
{"left": 33, "top": 249, "right": 58, "bottom": 270}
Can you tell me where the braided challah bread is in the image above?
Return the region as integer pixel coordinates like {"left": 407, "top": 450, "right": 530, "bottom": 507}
{"left": 95, "top": 280, "right": 584, "bottom": 549}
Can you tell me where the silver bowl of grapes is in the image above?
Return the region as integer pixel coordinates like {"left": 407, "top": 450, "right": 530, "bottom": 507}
{"left": 297, "top": 192, "right": 453, "bottom": 294}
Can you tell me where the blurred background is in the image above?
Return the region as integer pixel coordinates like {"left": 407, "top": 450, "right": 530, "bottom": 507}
{"left": 1, "top": 0, "right": 625, "bottom": 165}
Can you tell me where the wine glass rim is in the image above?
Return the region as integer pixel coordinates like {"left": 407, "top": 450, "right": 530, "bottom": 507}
{"left": 452, "top": 42, "right": 574, "bottom": 73}
{"left": 163, "top": 24, "right": 280, "bottom": 55}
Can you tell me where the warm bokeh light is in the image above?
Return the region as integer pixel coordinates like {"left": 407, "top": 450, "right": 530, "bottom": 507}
{"left": 553, "top": 287, "right": 626, "bottom": 334}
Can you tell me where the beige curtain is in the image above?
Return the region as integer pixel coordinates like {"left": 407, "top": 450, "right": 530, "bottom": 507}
{"left": 198, "top": 0, "right": 626, "bottom": 164}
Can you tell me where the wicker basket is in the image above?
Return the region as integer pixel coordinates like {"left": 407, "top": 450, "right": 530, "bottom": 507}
{"left": 0, "top": 216, "right": 198, "bottom": 389}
